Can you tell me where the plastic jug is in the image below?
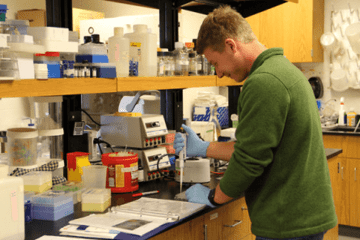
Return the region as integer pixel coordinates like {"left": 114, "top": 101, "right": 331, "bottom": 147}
{"left": 124, "top": 24, "right": 157, "bottom": 77}
{"left": 0, "top": 164, "right": 25, "bottom": 240}
{"left": 108, "top": 27, "right": 130, "bottom": 77}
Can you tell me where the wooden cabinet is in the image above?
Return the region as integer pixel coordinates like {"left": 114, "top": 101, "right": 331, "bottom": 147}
{"left": 246, "top": 0, "right": 324, "bottom": 63}
{"left": 323, "top": 134, "right": 360, "bottom": 228}
{"left": 150, "top": 197, "right": 251, "bottom": 240}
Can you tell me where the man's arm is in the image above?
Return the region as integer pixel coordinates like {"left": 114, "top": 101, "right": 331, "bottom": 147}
{"left": 214, "top": 183, "right": 233, "bottom": 204}
{"left": 206, "top": 141, "right": 235, "bottom": 161}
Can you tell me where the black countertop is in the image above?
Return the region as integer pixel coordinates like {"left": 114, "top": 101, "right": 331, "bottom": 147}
{"left": 25, "top": 148, "right": 342, "bottom": 240}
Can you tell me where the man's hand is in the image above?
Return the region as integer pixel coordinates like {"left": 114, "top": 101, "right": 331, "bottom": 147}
{"left": 173, "top": 124, "right": 210, "bottom": 157}
{"left": 185, "top": 183, "right": 216, "bottom": 208}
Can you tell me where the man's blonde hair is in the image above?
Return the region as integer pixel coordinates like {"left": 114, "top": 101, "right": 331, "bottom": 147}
{"left": 196, "top": 5, "right": 255, "bottom": 54}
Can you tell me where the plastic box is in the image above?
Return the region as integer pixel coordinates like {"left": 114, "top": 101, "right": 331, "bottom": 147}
{"left": 27, "top": 27, "right": 69, "bottom": 42}
{"left": 52, "top": 181, "right": 83, "bottom": 204}
{"left": 21, "top": 171, "right": 52, "bottom": 193}
{"left": 31, "top": 190, "right": 74, "bottom": 221}
{"left": 81, "top": 188, "right": 111, "bottom": 212}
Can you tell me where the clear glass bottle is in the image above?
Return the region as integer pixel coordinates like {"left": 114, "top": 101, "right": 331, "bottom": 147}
{"left": 157, "top": 51, "right": 165, "bottom": 77}
{"left": 188, "top": 52, "right": 197, "bottom": 76}
{"left": 202, "top": 55, "right": 209, "bottom": 76}
{"left": 164, "top": 52, "right": 174, "bottom": 76}
{"left": 195, "top": 53, "right": 203, "bottom": 76}
{"left": 173, "top": 42, "right": 189, "bottom": 76}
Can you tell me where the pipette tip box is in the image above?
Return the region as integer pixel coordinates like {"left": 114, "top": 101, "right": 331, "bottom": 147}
{"left": 31, "top": 190, "right": 74, "bottom": 221}
{"left": 21, "top": 171, "right": 52, "bottom": 193}
{"left": 81, "top": 188, "right": 111, "bottom": 212}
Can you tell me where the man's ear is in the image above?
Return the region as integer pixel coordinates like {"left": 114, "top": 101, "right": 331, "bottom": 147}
{"left": 225, "top": 38, "right": 236, "bottom": 53}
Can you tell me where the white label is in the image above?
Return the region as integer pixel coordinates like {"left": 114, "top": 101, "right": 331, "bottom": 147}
{"left": 131, "top": 171, "right": 138, "bottom": 179}
{"left": 194, "top": 107, "right": 207, "bottom": 115}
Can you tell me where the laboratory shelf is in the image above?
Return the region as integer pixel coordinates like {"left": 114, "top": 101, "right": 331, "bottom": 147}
{"left": 0, "top": 77, "right": 117, "bottom": 98}
{"left": 117, "top": 75, "right": 217, "bottom": 92}
{"left": 0, "top": 75, "right": 242, "bottom": 98}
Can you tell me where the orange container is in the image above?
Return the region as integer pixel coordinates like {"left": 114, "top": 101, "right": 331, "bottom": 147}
{"left": 101, "top": 152, "right": 139, "bottom": 193}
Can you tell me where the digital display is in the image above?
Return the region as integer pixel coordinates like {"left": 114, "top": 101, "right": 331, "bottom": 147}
{"left": 148, "top": 155, "right": 160, "bottom": 162}
{"left": 145, "top": 121, "right": 160, "bottom": 129}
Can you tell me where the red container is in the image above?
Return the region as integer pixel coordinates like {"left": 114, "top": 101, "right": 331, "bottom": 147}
{"left": 102, "top": 152, "right": 139, "bottom": 193}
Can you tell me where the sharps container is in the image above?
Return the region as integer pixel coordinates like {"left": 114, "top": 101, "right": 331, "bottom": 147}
{"left": 102, "top": 152, "right": 139, "bottom": 193}
{"left": 7, "top": 128, "right": 38, "bottom": 167}
{"left": 0, "top": 164, "right": 25, "bottom": 240}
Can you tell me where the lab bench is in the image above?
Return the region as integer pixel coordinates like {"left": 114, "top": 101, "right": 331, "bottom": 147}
{"left": 24, "top": 148, "right": 342, "bottom": 240}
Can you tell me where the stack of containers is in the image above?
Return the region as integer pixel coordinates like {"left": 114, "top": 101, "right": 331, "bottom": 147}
{"left": 34, "top": 52, "right": 61, "bottom": 78}
{"left": 20, "top": 171, "right": 52, "bottom": 193}
{"left": 31, "top": 190, "right": 74, "bottom": 221}
{"left": 125, "top": 24, "right": 157, "bottom": 77}
{"left": 81, "top": 188, "right": 111, "bottom": 212}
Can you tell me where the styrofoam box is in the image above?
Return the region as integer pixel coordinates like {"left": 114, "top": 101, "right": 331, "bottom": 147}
{"left": 82, "top": 188, "right": 111, "bottom": 204}
{"left": 31, "top": 190, "right": 74, "bottom": 221}
{"left": 27, "top": 27, "right": 69, "bottom": 42}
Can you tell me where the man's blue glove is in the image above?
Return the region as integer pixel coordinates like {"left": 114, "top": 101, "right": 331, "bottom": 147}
{"left": 185, "top": 183, "right": 216, "bottom": 208}
{"left": 173, "top": 124, "right": 210, "bottom": 158}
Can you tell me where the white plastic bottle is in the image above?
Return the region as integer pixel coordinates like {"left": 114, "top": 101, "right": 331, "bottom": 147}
{"left": 338, "top": 97, "right": 345, "bottom": 126}
{"left": 124, "top": 24, "right": 157, "bottom": 77}
{"left": 0, "top": 164, "right": 25, "bottom": 240}
{"left": 108, "top": 27, "right": 130, "bottom": 77}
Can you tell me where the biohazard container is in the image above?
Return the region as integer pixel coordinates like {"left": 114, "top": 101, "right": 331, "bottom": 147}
{"left": 124, "top": 24, "right": 157, "bottom": 77}
{"left": 0, "top": 164, "right": 25, "bottom": 240}
{"left": 102, "top": 151, "right": 139, "bottom": 193}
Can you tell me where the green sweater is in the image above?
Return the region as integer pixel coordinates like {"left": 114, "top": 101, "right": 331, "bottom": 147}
{"left": 219, "top": 48, "right": 337, "bottom": 238}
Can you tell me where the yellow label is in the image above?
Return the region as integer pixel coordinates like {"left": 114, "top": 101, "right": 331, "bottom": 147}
{"left": 116, "top": 164, "right": 125, "bottom": 188}
{"left": 130, "top": 42, "right": 141, "bottom": 47}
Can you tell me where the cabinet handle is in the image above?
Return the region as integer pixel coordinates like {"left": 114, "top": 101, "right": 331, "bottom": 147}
{"left": 341, "top": 167, "right": 344, "bottom": 180}
{"left": 224, "top": 220, "right": 242, "bottom": 228}
{"left": 355, "top": 168, "right": 357, "bottom": 181}
{"left": 204, "top": 224, "right": 207, "bottom": 240}
{"left": 241, "top": 207, "right": 248, "bottom": 211}
{"left": 338, "top": 162, "right": 341, "bottom": 173}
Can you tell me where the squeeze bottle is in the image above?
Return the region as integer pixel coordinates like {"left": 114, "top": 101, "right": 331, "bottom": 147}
{"left": 338, "top": 97, "right": 345, "bottom": 126}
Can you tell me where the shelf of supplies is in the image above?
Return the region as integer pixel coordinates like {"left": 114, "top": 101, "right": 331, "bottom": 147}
{"left": 0, "top": 77, "right": 117, "bottom": 98}
{"left": 117, "top": 75, "right": 217, "bottom": 92}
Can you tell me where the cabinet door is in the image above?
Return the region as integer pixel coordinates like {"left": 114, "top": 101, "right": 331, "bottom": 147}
{"left": 222, "top": 198, "right": 246, "bottom": 240}
{"left": 349, "top": 159, "right": 360, "bottom": 227}
{"left": 323, "top": 135, "right": 348, "bottom": 158}
{"left": 149, "top": 215, "right": 205, "bottom": 240}
{"left": 204, "top": 207, "right": 225, "bottom": 240}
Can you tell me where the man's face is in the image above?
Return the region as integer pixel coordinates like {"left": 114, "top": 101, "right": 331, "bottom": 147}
{"left": 203, "top": 45, "right": 247, "bottom": 83}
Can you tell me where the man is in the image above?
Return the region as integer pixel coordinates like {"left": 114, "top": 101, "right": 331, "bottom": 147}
{"left": 173, "top": 5, "right": 337, "bottom": 240}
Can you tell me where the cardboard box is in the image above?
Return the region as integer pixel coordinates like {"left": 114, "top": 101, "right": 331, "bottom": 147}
{"left": 17, "top": 9, "right": 46, "bottom": 27}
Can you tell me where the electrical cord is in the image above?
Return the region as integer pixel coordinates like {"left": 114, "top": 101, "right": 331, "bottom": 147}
{"left": 94, "top": 138, "right": 115, "bottom": 153}
{"left": 81, "top": 109, "right": 102, "bottom": 126}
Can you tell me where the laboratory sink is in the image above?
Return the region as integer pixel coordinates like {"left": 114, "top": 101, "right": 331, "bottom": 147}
{"left": 322, "top": 125, "right": 360, "bottom": 135}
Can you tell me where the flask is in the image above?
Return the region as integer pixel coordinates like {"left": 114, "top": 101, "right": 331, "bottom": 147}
{"left": 124, "top": 24, "right": 157, "bottom": 77}
{"left": 188, "top": 52, "right": 197, "bottom": 76}
{"left": 108, "top": 27, "right": 130, "bottom": 77}
{"left": 338, "top": 97, "right": 346, "bottom": 126}
{"left": 347, "top": 108, "right": 356, "bottom": 127}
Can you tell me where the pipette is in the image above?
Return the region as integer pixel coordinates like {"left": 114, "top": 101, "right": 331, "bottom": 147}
{"left": 179, "top": 133, "right": 186, "bottom": 193}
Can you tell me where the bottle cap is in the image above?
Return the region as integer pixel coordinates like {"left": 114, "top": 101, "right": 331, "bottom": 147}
{"left": 84, "top": 36, "right": 91, "bottom": 44}
{"left": 114, "top": 27, "right": 124, "bottom": 37}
